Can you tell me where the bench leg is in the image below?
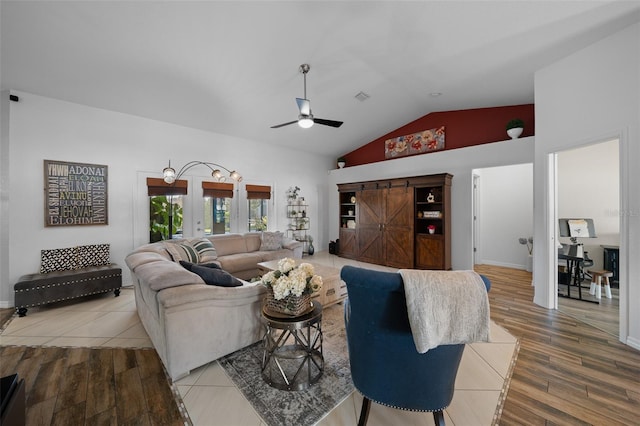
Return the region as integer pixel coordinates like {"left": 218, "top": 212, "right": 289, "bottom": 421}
{"left": 114, "top": 289, "right": 120, "bottom": 297}
{"left": 17, "top": 307, "right": 27, "bottom": 317}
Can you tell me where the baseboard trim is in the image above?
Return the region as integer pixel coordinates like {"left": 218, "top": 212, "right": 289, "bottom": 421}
{"left": 479, "top": 260, "right": 526, "bottom": 270}
{"left": 625, "top": 336, "right": 640, "bottom": 351}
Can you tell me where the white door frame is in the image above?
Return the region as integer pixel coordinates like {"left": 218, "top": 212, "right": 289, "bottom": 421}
{"left": 548, "top": 136, "right": 627, "bottom": 342}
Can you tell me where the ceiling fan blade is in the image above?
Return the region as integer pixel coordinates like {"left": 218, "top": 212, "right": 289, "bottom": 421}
{"left": 314, "top": 118, "right": 344, "bottom": 128}
{"left": 270, "top": 120, "right": 298, "bottom": 129}
{"left": 296, "top": 98, "right": 311, "bottom": 115}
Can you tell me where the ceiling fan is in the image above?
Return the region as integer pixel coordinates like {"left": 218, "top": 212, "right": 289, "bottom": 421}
{"left": 271, "top": 64, "right": 344, "bottom": 129}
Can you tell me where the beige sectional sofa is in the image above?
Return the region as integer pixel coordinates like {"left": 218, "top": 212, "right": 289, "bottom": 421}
{"left": 125, "top": 232, "right": 303, "bottom": 380}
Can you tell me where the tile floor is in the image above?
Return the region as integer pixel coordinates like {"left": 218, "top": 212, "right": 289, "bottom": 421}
{"left": 0, "top": 251, "right": 518, "bottom": 426}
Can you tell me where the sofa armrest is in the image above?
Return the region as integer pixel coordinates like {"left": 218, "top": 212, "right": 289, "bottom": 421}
{"left": 282, "top": 238, "right": 304, "bottom": 258}
{"left": 282, "top": 238, "right": 303, "bottom": 250}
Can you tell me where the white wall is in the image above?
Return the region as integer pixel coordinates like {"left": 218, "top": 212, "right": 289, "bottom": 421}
{"left": 0, "top": 92, "right": 333, "bottom": 306}
{"left": 535, "top": 23, "right": 639, "bottom": 348}
{"left": 558, "top": 139, "right": 620, "bottom": 270}
{"left": 327, "top": 137, "right": 535, "bottom": 271}
{"left": 476, "top": 163, "right": 534, "bottom": 270}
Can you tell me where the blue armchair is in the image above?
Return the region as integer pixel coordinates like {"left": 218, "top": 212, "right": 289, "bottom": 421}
{"left": 341, "top": 265, "right": 491, "bottom": 426}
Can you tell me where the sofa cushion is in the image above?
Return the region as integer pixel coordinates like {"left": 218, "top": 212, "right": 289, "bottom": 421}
{"left": 245, "top": 233, "right": 261, "bottom": 252}
{"left": 217, "top": 252, "right": 264, "bottom": 273}
{"left": 190, "top": 238, "right": 218, "bottom": 262}
{"left": 260, "top": 249, "right": 297, "bottom": 262}
{"left": 210, "top": 235, "right": 248, "bottom": 256}
{"left": 136, "top": 261, "right": 202, "bottom": 291}
{"left": 260, "top": 231, "right": 283, "bottom": 251}
{"left": 185, "top": 263, "right": 243, "bottom": 287}
{"left": 165, "top": 242, "right": 199, "bottom": 263}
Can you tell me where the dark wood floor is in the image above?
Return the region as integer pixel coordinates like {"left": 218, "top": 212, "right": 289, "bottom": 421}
{"left": 476, "top": 265, "right": 640, "bottom": 425}
{"left": 0, "top": 345, "right": 185, "bottom": 426}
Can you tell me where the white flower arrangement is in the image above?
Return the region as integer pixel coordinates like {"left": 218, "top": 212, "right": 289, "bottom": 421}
{"left": 261, "top": 258, "right": 323, "bottom": 300}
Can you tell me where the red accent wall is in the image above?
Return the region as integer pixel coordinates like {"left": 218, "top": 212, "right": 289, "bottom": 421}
{"left": 341, "top": 104, "right": 534, "bottom": 167}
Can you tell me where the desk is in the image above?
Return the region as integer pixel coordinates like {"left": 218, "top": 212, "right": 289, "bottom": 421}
{"left": 558, "top": 253, "right": 598, "bottom": 304}
{"left": 261, "top": 301, "right": 324, "bottom": 391}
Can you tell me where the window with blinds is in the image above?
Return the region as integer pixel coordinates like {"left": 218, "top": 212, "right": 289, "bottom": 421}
{"left": 246, "top": 184, "right": 271, "bottom": 232}
{"left": 146, "top": 178, "right": 187, "bottom": 242}
{"left": 203, "top": 182, "right": 234, "bottom": 235}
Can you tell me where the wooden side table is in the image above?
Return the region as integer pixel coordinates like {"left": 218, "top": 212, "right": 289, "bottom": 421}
{"left": 260, "top": 300, "right": 324, "bottom": 391}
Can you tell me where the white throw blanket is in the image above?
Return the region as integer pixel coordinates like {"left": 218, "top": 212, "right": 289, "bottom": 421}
{"left": 399, "top": 269, "right": 490, "bottom": 353}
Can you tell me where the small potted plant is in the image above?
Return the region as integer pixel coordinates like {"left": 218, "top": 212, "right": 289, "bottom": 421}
{"left": 506, "top": 119, "right": 524, "bottom": 139}
{"left": 286, "top": 186, "right": 300, "bottom": 202}
{"left": 337, "top": 157, "right": 346, "bottom": 169}
{"left": 427, "top": 224, "right": 436, "bottom": 234}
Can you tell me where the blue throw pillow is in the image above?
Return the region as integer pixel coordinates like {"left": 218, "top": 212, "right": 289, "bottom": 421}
{"left": 180, "top": 261, "right": 242, "bottom": 287}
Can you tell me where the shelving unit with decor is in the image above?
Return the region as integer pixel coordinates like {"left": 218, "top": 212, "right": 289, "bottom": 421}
{"left": 415, "top": 176, "right": 452, "bottom": 270}
{"left": 286, "top": 200, "right": 311, "bottom": 254}
{"left": 337, "top": 173, "right": 452, "bottom": 270}
{"left": 337, "top": 189, "right": 358, "bottom": 258}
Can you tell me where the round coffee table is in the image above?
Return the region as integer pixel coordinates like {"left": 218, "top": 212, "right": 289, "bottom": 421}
{"left": 261, "top": 300, "right": 324, "bottom": 391}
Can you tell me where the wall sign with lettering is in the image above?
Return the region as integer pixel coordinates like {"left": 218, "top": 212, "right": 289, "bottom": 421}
{"left": 44, "top": 160, "right": 108, "bottom": 226}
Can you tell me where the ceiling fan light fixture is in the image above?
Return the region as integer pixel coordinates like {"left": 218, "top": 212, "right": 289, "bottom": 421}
{"left": 298, "top": 116, "right": 314, "bottom": 128}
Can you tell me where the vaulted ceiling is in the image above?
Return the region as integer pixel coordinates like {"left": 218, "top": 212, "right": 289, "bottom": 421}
{"left": 2, "top": 1, "right": 639, "bottom": 158}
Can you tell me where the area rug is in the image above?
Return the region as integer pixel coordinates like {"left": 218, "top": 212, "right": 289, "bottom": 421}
{"left": 218, "top": 305, "right": 354, "bottom": 426}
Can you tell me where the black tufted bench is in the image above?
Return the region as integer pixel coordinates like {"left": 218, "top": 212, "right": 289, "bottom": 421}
{"left": 14, "top": 264, "right": 122, "bottom": 317}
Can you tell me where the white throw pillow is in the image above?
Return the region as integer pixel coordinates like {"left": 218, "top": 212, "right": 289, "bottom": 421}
{"left": 260, "top": 231, "right": 283, "bottom": 251}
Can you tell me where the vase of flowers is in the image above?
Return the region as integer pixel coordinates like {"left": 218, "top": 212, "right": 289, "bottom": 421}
{"left": 427, "top": 224, "right": 436, "bottom": 234}
{"left": 261, "top": 258, "right": 323, "bottom": 316}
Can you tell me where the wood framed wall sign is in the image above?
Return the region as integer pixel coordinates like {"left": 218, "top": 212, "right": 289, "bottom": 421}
{"left": 44, "top": 160, "right": 108, "bottom": 226}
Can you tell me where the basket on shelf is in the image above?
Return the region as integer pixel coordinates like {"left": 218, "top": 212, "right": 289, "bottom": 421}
{"left": 264, "top": 287, "right": 311, "bottom": 316}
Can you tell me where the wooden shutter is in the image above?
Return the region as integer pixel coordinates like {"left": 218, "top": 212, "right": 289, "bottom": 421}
{"left": 146, "top": 177, "right": 188, "bottom": 196}
{"left": 246, "top": 184, "right": 271, "bottom": 200}
{"left": 202, "top": 182, "right": 234, "bottom": 198}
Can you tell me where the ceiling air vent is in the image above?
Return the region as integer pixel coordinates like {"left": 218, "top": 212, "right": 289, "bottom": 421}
{"left": 354, "top": 91, "right": 370, "bottom": 102}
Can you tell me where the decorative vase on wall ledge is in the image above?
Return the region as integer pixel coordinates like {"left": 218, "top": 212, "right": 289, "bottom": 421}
{"left": 507, "top": 127, "right": 524, "bottom": 139}
{"left": 505, "top": 118, "right": 524, "bottom": 140}
{"left": 337, "top": 161, "right": 346, "bottom": 169}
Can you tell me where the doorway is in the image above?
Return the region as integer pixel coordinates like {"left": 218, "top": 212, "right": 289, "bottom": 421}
{"left": 472, "top": 164, "right": 533, "bottom": 270}
{"left": 554, "top": 139, "right": 620, "bottom": 337}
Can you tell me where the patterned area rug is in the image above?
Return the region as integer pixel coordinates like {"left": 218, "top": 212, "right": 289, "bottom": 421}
{"left": 219, "top": 304, "right": 353, "bottom": 426}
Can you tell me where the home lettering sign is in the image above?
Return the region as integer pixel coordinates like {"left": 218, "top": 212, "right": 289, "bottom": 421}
{"left": 44, "top": 160, "right": 108, "bottom": 226}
